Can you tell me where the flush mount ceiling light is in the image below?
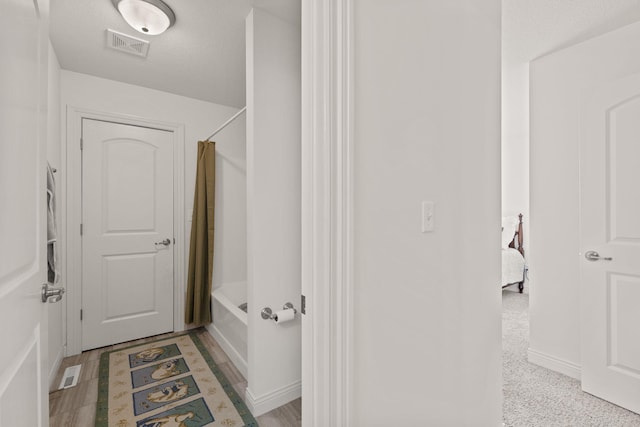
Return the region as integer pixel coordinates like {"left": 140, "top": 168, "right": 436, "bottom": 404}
{"left": 111, "top": 0, "right": 175, "bottom": 35}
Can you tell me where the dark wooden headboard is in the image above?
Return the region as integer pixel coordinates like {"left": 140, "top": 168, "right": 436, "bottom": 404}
{"left": 508, "top": 213, "right": 524, "bottom": 257}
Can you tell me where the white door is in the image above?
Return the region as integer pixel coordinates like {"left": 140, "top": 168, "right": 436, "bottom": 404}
{"left": 580, "top": 72, "right": 640, "bottom": 414}
{"left": 81, "top": 119, "right": 174, "bottom": 350}
{"left": 0, "top": 0, "right": 49, "bottom": 425}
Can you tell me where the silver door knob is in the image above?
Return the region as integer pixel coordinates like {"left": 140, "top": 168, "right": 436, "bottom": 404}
{"left": 42, "top": 283, "right": 65, "bottom": 303}
{"left": 585, "top": 250, "right": 612, "bottom": 261}
{"left": 155, "top": 238, "right": 171, "bottom": 246}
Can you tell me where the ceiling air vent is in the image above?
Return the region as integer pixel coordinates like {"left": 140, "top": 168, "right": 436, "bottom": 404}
{"left": 106, "top": 29, "right": 150, "bottom": 58}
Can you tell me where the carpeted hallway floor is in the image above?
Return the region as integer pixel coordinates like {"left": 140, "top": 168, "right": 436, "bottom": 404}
{"left": 502, "top": 290, "right": 640, "bottom": 426}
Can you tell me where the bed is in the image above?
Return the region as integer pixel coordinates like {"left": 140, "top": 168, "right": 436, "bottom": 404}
{"left": 502, "top": 214, "right": 526, "bottom": 293}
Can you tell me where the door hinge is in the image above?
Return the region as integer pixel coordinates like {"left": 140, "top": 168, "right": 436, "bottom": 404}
{"left": 301, "top": 294, "right": 306, "bottom": 315}
{"left": 80, "top": 224, "right": 83, "bottom": 235}
{"left": 80, "top": 309, "right": 83, "bottom": 321}
{"left": 80, "top": 138, "right": 83, "bottom": 150}
{"left": 173, "top": 237, "right": 176, "bottom": 244}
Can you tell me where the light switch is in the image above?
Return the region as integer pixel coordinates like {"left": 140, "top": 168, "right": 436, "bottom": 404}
{"left": 422, "top": 201, "right": 434, "bottom": 233}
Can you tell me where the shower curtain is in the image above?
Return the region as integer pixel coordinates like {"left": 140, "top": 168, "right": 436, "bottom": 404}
{"left": 185, "top": 140, "right": 216, "bottom": 325}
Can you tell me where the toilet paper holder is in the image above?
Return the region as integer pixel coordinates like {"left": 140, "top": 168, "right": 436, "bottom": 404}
{"left": 261, "top": 302, "right": 297, "bottom": 321}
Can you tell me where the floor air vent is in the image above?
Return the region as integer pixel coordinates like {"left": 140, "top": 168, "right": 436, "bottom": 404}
{"left": 58, "top": 364, "right": 82, "bottom": 390}
{"left": 106, "top": 29, "right": 150, "bottom": 58}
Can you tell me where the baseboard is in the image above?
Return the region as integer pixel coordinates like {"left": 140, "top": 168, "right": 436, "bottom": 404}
{"left": 48, "top": 345, "right": 66, "bottom": 391}
{"left": 527, "top": 347, "right": 581, "bottom": 380}
{"left": 245, "top": 380, "right": 301, "bottom": 417}
{"left": 205, "top": 324, "right": 248, "bottom": 379}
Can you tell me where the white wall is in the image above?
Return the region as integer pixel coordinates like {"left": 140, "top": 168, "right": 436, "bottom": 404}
{"left": 501, "top": 60, "right": 529, "bottom": 248}
{"left": 59, "top": 70, "right": 247, "bottom": 327}
{"left": 47, "top": 41, "right": 64, "bottom": 388}
{"left": 530, "top": 21, "right": 640, "bottom": 376}
{"left": 352, "top": 1, "right": 502, "bottom": 426}
{"left": 245, "top": 8, "right": 301, "bottom": 416}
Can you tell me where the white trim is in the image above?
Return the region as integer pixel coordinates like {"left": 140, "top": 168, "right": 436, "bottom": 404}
{"left": 301, "top": 0, "right": 354, "bottom": 426}
{"left": 245, "top": 380, "right": 302, "bottom": 417}
{"left": 48, "top": 345, "right": 65, "bottom": 391}
{"left": 528, "top": 347, "right": 582, "bottom": 380}
{"left": 64, "top": 106, "right": 185, "bottom": 355}
{"left": 205, "top": 323, "right": 248, "bottom": 379}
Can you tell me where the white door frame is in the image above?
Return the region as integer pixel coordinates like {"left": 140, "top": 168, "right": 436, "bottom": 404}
{"left": 301, "top": 0, "right": 354, "bottom": 425}
{"left": 64, "top": 106, "right": 185, "bottom": 355}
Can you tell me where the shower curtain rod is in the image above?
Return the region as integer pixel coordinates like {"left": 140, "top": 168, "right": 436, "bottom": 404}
{"left": 205, "top": 106, "right": 247, "bottom": 142}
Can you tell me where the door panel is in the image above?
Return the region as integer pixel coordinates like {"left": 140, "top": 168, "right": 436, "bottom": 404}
{"left": 103, "top": 253, "right": 157, "bottom": 318}
{"left": 103, "top": 140, "right": 157, "bottom": 232}
{"left": 0, "top": 0, "right": 49, "bottom": 425}
{"left": 580, "top": 73, "right": 640, "bottom": 414}
{"left": 1, "top": 333, "right": 40, "bottom": 427}
{"left": 608, "top": 97, "right": 640, "bottom": 241}
{"left": 82, "top": 119, "right": 174, "bottom": 350}
{"left": 608, "top": 274, "right": 640, "bottom": 374}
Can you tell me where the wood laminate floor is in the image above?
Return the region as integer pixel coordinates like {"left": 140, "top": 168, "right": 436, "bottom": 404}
{"left": 49, "top": 328, "right": 301, "bottom": 427}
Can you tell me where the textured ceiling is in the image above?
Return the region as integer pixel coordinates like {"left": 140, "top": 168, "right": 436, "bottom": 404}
{"left": 51, "top": 1, "right": 640, "bottom": 108}
{"left": 503, "top": 0, "right": 640, "bottom": 65}
{"left": 50, "top": 0, "right": 300, "bottom": 108}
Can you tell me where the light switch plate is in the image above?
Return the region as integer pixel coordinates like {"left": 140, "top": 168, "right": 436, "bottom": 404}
{"left": 422, "top": 201, "right": 434, "bottom": 232}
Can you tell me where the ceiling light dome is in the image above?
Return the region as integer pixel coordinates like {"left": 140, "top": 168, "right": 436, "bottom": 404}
{"left": 112, "top": 0, "right": 176, "bottom": 35}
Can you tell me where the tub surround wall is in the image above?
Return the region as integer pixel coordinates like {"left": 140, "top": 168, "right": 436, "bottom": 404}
{"left": 209, "top": 282, "right": 248, "bottom": 377}
{"left": 245, "top": 8, "right": 302, "bottom": 416}
{"left": 209, "top": 116, "right": 247, "bottom": 290}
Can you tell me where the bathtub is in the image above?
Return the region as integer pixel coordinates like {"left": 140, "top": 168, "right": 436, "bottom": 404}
{"left": 207, "top": 282, "right": 248, "bottom": 378}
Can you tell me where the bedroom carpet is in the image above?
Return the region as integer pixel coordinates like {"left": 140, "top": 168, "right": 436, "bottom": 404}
{"left": 502, "top": 290, "right": 640, "bottom": 427}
